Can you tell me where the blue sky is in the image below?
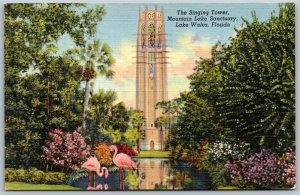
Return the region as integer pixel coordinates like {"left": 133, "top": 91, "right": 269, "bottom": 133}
{"left": 57, "top": 3, "right": 279, "bottom": 108}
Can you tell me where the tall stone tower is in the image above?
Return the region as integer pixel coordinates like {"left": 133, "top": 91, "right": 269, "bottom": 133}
{"left": 136, "top": 5, "right": 168, "bottom": 150}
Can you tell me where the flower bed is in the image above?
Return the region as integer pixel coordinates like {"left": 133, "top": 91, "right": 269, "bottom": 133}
{"left": 224, "top": 148, "right": 296, "bottom": 189}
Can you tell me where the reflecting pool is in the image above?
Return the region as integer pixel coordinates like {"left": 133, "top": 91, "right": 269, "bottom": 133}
{"left": 71, "top": 158, "right": 212, "bottom": 190}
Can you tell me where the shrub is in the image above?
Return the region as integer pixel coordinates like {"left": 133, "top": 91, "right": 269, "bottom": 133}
{"left": 208, "top": 140, "right": 250, "bottom": 163}
{"left": 278, "top": 148, "right": 296, "bottom": 187}
{"left": 115, "top": 143, "right": 138, "bottom": 156}
{"left": 5, "top": 168, "right": 17, "bottom": 182}
{"left": 66, "top": 168, "right": 88, "bottom": 185}
{"left": 224, "top": 149, "right": 296, "bottom": 189}
{"left": 15, "top": 169, "right": 28, "bottom": 182}
{"left": 94, "top": 143, "right": 113, "bottom": 166}
{"left": 28, "top": 170, "right": 45, "bottom": 183}
{"left": 5, "top": 168, "right": 65, "bottom": 184}
{"left": 45, "top": 172, "right": 65, "bottom": 184}
{"left": 206, "top": 162, "right": 228, "bottom": 189}
{"left": 41, "top": 128, "right": 91, "bottom": 171}
{"left": 44, "top": 172, "right": 57, "bottom": 184}
{"left": 225, "top": 149, "right": 280, "bottom": 188}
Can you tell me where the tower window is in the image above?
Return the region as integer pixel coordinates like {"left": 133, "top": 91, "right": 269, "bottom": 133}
{"left": 141, "top": 24, "right": 146, "bottom": 48}
{"left": 157, "top": 25, "right": 162, "bottom": 48}
{"left": 149, "top": 53, "right": 155, "bottom": 79}
{"left": 148, "top": 23, "right": 155, "bottom": 48}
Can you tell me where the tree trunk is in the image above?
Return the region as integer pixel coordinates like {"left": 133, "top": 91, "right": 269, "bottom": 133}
{"left": 83, "top": 80, "right": 90, "bottom": 131}
{"left": 168, "top": 116, "right": 171, "bottom": 142}
{"left": 137, "top": 125, "right": 141, "bottom": 152}
{"left": 161, "top": 126, "right": 163, "bottom": 151}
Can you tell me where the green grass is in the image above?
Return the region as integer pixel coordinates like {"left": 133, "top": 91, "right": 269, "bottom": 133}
{"left": 137, "top": 150, "right": 171, "bottom": 158}
{"left": 217, "top": 186, "right": 255, "bottom": 190}
{"left": 217, "top": 185, "right": 292, "bottom": 190}
{"left": 5, "top": 182, "right": 81, "bottom": 191}
{"left": 217, "top": 186, "right": 240, "bottom": 190}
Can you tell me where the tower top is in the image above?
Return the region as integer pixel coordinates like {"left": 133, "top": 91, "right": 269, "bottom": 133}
{"left": 139, "top": 5, "right": 164, "bottom": 21}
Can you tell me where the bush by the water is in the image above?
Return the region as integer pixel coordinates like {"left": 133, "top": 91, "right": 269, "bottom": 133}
{"left": 224, "top": 149, "right": 296, "bottom": 189}
{"left": 94, "top": 143, "right": 113, "bottom": 167}
{"left": 5, "top": 167, "right": 65, "bottom": 184}
{"left": 65, "top": 168, "right": 88, "bottom": 185}
{"left": 41, "top": 128, "right": 91, "bottom": 171}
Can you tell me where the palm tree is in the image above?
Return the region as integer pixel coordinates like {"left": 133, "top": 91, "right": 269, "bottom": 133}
{"left": 90, "top": 89, "right": 117, "bottom": 128}
{"left": 67, "top": 40, "right": 115, "bottom": 131}
{"left": 130, "top": 110, "right": 145, "bottom": 152}
{"left": 156, "top": 99, "right": 181, "bottom": 144}
{"left": 108, "top": 102, "right": 130, "bottom": 133}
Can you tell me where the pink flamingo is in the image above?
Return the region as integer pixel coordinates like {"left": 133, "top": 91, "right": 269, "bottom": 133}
{"left": 81, "top": 155, "right": 109, "bottom": 188}
{"left": 110, "top": 145, "right": 136, "bottom": 170}
{"left": 86, "top": 183, "right": 108, "bottom": 191}
{"left": 103, "top": 183, "right": 109, "bottom": 190}
{"left": 110, "top": 145, "right": 136, "bottom": 187}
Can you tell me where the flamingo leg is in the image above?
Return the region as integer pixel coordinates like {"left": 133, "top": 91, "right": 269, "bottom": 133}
{"left": 122, "top": 169, "right": 125, "bottom": 180}
{"left": 122, "top": 178, "right": 125, "bottom": 190}
{"left": 87, "top": 172, "right": 90, "bottom": 187}
{"left": 120, "top": 168, "right": 123, "bottom": 181}
{"left": 93, "top": 172, "right": 96, "bottom": 188}
{"left": 118, "top": 169, "right": 121, "bottom": 190}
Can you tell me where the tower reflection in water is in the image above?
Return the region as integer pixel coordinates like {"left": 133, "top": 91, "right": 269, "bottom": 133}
{"left": 137, "top": 158, "right": 170, "bottom": 190}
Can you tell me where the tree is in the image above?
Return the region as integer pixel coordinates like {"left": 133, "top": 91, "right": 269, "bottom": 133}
{"left": 156, "top": 99, "right": 181, "bottom": 144}
{"left": 172, "top": 3, "right": 295, "bottom": 154}
{"left": 171, "top": 92, "right": 216, "bottom": 153}
{"left": 155, "top": 116, "right": 167, "bottom": 151}
{"left": 169, "top": 42, "right": 223, "bottom": 155}
{"left": 123, "top": 127, "right": 138, "bottom": 148}
{"left": 108, "top": 102, "right": 130, "bottom": 132}
{"left": 216, "top": 3, "right": 295, "bottom": 150}
{"left": 86, "top": 89, "right": 117, "bottom": 144}
{"left": 130, "top": 110, "right": 145, "bottom": 152}
{"left": 5, "top": 3, "right": 106, "bottom": 167}
{"left": 89, "top": 89, "right": 118, "bottom": 127}
{"left": 67, "top": 39, "right": 115, "bottom": 131}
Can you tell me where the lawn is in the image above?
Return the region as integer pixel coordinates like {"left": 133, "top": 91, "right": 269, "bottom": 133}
{"left": 137, "top": 150, "right": 171, "bottom": 158}
{"left": 217, "top": 185, "right": 291, "bottom": 190}
{"left": 217, "top": 186, "right": 240, "bottom": 190}
{"left": 217, "top": 186, "right": 256, "bottom": 190}
{"left": 5, "top": 182, "right": 81, "bottom": 191}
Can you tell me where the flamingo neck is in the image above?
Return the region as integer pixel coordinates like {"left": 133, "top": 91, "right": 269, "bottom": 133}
{"left": 96, "top": 167, "right": 108, "bottom": 177}
{"left": 113, "top": 145, "right": 118, "bottom": 159}
{"left": 96, "top": 169, "right": 102, "bottom": 177}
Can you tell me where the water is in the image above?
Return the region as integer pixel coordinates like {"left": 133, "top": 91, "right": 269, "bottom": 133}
{"left": 71, "top": 158, "right": 212, "bottom": 190}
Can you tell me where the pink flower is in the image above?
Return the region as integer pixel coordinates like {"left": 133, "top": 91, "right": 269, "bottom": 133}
{"left": 40, "top": 128, "right": 91, "bottom": 170}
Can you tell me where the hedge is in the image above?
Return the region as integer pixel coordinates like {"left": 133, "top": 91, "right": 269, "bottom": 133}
{"left": 5, "top": 167, "right": 65, "bottom": 184}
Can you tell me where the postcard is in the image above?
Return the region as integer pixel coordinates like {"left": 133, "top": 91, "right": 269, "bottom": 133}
{"left": 4, "top": 2, "right": 295, "bottom": 191}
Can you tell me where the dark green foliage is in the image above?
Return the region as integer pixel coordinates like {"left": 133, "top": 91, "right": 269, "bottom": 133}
{"left": 65, "top": 168, "right": 88, "bottom": 185}
{"left": 89, "top": 89, "right": 118, "bottom": 129}
{"left": 171, "top": 43, "right": 223, "bottom": 153}
{"left": 171, "top": 92, "right": 215, "bottom": 153}
{"left": 172, "top": 3, "right": 295, "bottom": 156}
{"left": 5, "top": 3, "right": 106, "bottom": 167}
{"left": 108, "top": 102, "right": 130, "bottom": 133}
{"left": 216, "top": 3, "right": 295, "bottom": 151}
{"left": 85, "top": 89, "right": 132, "bottom": 145}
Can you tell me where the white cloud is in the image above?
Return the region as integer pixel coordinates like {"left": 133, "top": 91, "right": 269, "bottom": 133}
{"left": 112, "top": 39, "right": 136, "bottom": 85}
